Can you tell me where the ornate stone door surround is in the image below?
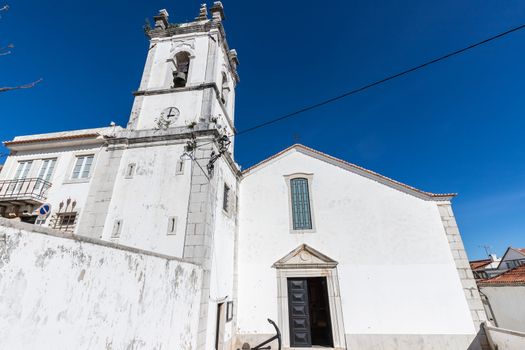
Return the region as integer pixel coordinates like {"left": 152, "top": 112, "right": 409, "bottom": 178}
{"left": 272, "top": 244, "right": 347, "bottom": 350}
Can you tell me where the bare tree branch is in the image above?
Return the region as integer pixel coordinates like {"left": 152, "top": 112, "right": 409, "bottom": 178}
{"left": 0, "top": 78, "right": 43, "bottom": 93}
{"left": 1, "top": 4, "right": 42, "bottom": 92}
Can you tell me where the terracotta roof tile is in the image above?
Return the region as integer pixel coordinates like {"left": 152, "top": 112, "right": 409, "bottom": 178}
{"left": 478, "top": 265, "right": 525, "bottom": 286}
{"left": 470, "top": 259, "right": 492, "bottom": 270}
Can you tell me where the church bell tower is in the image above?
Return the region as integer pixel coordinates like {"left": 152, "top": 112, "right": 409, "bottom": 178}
{"left": 128, "top": 2, "right": 239, "bottom": 152}
{"left": 120, "top": 4, "right": 241, "bottom": 349}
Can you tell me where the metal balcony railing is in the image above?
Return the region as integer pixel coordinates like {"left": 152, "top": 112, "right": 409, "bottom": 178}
{"left": 0, "top": 178, "right": 51, "bottom": 204}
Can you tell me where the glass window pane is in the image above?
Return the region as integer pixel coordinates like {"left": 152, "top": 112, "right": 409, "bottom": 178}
{"left": 72, "top": 157, "right": 83, "bottom": 179}
{"left": 290, "top": 178, "right": 312, "bottom": 230}
{"left": 45, "top": 159, "right": 56, "bottom": 181}
{"left": 81, "top": 155, "right": 94, "bottom": 178}
{"left": 20, "top": 160, "right": 33, "bottom": 179}
{"left": 14, "top": 162, "right": 25, "bottom": 179}
{"left": 38, "top": 160, "right": 49, "bottom": 179}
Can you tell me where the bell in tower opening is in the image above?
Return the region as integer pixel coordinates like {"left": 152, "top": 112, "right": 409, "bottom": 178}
{"left": 173, "top": 51, "right": 191, "bottom": 88}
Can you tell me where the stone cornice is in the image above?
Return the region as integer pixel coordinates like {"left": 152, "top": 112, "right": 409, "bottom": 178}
{"left": 146, "top": 20, "right": 239, "bottom": 83}
{"left": 133, "top": 83, "right": 235, "bottom": 133}
{"left": 105, "top": 128, "right": 242, "bottom": 178}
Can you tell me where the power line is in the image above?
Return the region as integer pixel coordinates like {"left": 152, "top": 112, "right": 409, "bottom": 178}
{"left": 234, "top": 22, "right": 525, "bottom": 136}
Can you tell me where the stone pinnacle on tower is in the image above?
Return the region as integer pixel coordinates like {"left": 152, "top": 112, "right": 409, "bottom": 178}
{"left": 195, "top": 3, "right": 208, "bottom": 21}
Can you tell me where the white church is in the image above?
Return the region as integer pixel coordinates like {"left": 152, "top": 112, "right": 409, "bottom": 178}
{"left": 0, "top": 3, "right": 488, "bottom": 350}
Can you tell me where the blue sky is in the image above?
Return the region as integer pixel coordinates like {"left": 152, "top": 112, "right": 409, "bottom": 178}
{"left": 1, "top": 0, "right": 524, "bottom": 259}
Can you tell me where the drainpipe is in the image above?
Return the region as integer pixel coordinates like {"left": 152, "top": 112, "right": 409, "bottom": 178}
{"left": 479, "top": 289, "right": 498, "bottom": 327}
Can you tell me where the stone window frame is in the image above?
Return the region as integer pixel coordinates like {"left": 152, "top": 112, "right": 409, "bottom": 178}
{"left": 222, "top": 182, "right": 232, "bottom": 216}
{"left": 166, "top": 47, "right": 196, "bottom": 87}
{"left": 125, "top": 162, "right": 136, "bottom": 179}
{"left": 176, "top": 160, "right": 185, "bottom": 175}
{"left": 220, "top": 71, "right": 231, "bottom": 106}
{"left": 111, "top": 219, "right": 123, "bottom": 238}
{"left": 167, "top": 216, "right": 177, "bottom": 235}
{"left": 275, "top": 267, "right": 346, "bottom": 350}
{"left": 284, "top": 173, "right": 316, "bottom": 234}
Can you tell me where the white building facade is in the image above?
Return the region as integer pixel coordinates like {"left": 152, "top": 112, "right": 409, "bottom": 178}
{"left": 0, "top": 3, "right": 488, "bottom": 350}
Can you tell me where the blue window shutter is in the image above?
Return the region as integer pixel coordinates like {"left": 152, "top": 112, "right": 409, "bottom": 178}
{"left": 290, "top": 178, "right": 312, "bottom": 230}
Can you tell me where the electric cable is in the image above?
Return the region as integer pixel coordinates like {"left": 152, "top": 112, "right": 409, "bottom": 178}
{"left": 234, "top": 22, "right": 525, "bottom": 136}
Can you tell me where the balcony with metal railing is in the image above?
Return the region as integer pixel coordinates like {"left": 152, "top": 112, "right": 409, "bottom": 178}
{"left": 0, "top": 178, "right": 51, "bottom": 205}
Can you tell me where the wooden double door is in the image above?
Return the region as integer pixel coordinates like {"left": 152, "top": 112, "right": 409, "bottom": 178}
{"left": 288, "top": 277, "right": 333, "bottom": 348}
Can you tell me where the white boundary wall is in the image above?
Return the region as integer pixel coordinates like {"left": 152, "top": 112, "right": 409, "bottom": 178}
{"left": 0, "top": 219, "right": 202, "bottom": 350}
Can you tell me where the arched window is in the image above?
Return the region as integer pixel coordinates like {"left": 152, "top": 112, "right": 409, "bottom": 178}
{"left": 290, "top": 177, "right": 312, "bottom": 230}
{"left": 172, "top": 51, "right": 191, "bottom": 88}
{"left": 221, "top": 72, "right": 230, "bottom": 106}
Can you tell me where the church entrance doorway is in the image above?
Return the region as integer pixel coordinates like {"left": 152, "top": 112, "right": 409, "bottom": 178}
{"left": 287, "top": 277, "right": 333, "bottom": 348}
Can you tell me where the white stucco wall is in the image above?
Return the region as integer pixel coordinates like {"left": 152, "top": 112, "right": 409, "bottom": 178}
{"left": 205, "top": 157, "right": 238, "bottom": 350}
{"left": 481, "top": 286, "right": 525, "bottom": 332}
{"left": 237, "top": 149, "right": 476, "bottom": 343}
{"left": 0, "top": 220, "right": 202, "bottom": 350}
{"left": 101, "top": 142, "right": 191, "bottom": 257}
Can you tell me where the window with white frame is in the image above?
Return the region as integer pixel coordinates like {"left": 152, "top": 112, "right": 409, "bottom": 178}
{"left": 14, "top": 160, "right": 33, "bottom": 179}
{"left": 71, "top": 155, "right": 94, "bottom": 179}
{"left": 290, "top": 177, "right": 313, "bottom": 230}
{"left": 38, "top": 159, "right": 57, "bottom": 182}
{"left": 35, "top": 159, "right": 57, "bottom": 190}
{"left": 9, "top": 160, "right": 33, "bottom": 191}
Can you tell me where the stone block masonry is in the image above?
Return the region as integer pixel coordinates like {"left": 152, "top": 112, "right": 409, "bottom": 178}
{"left": 78, "top": 145, "right": 124, "bottom": 239}
{"left": 0, "top": 219, "right": 202, "bottom": 350}
{"left": 437, "top": 202, "right": 490, "bottom": 350}
{"left": 183, "top": 143, "right": 221, "bottom": 349}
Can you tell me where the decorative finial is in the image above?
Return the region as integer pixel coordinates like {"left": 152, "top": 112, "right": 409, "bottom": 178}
{"left": 210, "top": 1, "right": 225, "bottom": 21}
{"left": 154, "top": 9, "right": 169, "bottom": 29}
{"left": 228, "top": 49, "right": 239, "bottom": 67}
{"left": 195, "top": 3, "right": 208, "bottom": 21}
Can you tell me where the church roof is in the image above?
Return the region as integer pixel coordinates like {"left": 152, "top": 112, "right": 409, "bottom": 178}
{"left": 242, "top": 144, "right": 456, "bottom": 201}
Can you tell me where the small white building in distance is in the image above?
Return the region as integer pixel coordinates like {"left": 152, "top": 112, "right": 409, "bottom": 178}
{"left": 478, "top": 264, "right": 525, "bottom": 333}
{"left": 0, "top": 3, "right": 488, "bottom": 350}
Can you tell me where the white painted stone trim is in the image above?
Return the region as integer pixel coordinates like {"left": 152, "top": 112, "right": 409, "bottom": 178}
{"left": 437, "top": 202, "right": 490, "bottom": 350}
{"left": 275, "top": 267, "right": 346, "bottom": 350}
{"left": 284, "top": 173, "right": 316, "bottom": 234}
